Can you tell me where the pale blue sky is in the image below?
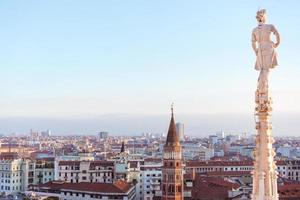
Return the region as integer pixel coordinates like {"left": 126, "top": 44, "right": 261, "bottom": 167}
{"left": 1, "top": 1, "right": 300, "bottom": 135}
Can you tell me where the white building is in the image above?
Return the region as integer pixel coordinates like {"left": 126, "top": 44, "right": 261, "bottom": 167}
{"left": 185, "top": 160, "right": 254, "bottom": 174}
{"left": 140, "top": 159, "right": 162, "bottom": 200}
{"left": 277, "top": 145, "right": 292, "bottom": 158}
{"left": 0, "top": 154, "right": 24, "bottom": 195}
{"left": 182, "top": 142, "right": 214, "bottom": 160}
{"left": 34, "top": 158, "right": 55, "bottom": 185}
{"left": 0, "top": 153, "right": 50, "bottom": 195}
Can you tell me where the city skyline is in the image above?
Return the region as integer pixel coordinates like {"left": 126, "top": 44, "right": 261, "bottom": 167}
{"left": 1, "top": 1, "right": 300, "bottom": 135}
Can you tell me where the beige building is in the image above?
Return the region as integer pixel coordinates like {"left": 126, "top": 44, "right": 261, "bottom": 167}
{"left": 56, "top": 160, "right": 114, "bottom": 183}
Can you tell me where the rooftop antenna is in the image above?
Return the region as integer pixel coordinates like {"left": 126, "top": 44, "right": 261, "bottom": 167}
{"left": 8, "top": 138, "right": 11, "bottom": 153}
{"left": 104, "top": 143, "right": 107, "bottom": 160}
{"left": 171, "top": 102, "right": 174, "bottom": 117}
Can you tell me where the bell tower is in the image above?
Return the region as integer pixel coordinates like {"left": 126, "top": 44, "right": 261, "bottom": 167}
{"left": 162, "top": 105, "right": 183, "bottom": 200}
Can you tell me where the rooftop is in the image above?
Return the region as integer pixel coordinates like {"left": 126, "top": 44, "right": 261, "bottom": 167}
{"left": 35, "top": 180, "right": 134, "bottom": 194}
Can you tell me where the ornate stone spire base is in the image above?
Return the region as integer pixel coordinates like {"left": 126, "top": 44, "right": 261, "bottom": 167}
{"left": 251, "top": 91, "right": 278, "bottom": 200}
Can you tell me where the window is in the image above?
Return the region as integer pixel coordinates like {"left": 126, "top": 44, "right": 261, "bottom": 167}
{"left": 177, "top": 186, "right": 182, "bottom": 192}
{"left": 168, "top": 185, "right": 174, "bottom": 193}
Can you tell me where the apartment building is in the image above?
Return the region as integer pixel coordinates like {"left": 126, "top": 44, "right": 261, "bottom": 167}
{"left": 140, "top": 159, "right": 162, "bottom": 200}
{"left": 56, "top": 160, "right": 114, "bottom": 183}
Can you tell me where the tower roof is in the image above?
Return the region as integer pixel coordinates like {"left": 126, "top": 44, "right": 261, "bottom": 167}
{"left": 165, "top": 105, "right": 180, "bottom": 146}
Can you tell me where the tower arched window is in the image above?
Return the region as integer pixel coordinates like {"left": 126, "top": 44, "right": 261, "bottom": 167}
{"left": 168, "top": 185, "right": 174, "bottom": 193}
{"left": 177, "top": 186, "right": 182, "bottom": 192}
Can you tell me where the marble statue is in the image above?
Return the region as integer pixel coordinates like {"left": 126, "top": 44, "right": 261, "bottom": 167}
{"left": 252, "top": 9, "right": 280, "bottom": 94}
{"left": 251, "top": 9, "right": 280, "bottom": 200}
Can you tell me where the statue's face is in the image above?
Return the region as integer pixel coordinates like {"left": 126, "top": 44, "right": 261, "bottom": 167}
{"left": 260, "top": 15, "right": 266, "bottom": 23}
{"left": 256, "top": 10, "right": 267, "bottom": 24}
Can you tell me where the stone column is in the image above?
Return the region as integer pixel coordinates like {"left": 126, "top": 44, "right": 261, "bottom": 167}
{"left": 252, "top": 91, "right": 278, "bottom": 200}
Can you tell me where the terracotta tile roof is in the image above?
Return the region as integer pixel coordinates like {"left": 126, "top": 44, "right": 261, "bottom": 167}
{"left": 186, "top": 160, "right": 253, "bottom": 167}
{"left": 89, "top": 161, "right": 114, "bottom": 170}
{"left": 278, "top": 183, "right": 300, "bottom": 199}
{"left": 35, "top": 157, "right": 55, "bottom": 162}
{"left": 276, "top": 160, "right": 286, "bottom": 165}
{"left": 58, "top": 161, "right": 80, "bottom": 166}
{"left": 190, "top": 176, "right": 241, "bottom": 199}
{"left": 186, "top": 159, "right": 287, "bottom": 168}
{"left": 0, "top": 152, "right": 19, "bottom": 160}
{"left": 205, "top": 171, "right": 251, "bottom": 176}
{"left": 36, "top": 180, "right": 134, "bottom": 194}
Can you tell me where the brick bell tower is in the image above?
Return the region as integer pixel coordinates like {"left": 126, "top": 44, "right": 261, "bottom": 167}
{"left": 162, "top": 105, "right": 183, "bottom": 200}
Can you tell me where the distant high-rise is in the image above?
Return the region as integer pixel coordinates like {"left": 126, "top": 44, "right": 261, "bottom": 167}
{"left": 162, "top": 107, "right": 183, "bottom": 200}
{"left": 41, "top": 130, "right": 51, "bottom": 137}
{"left": 30, "top": 129, "right": 39, "bottom": 139}
{"left": 175, "top": 123, "right": 184, "bottom": 141}
{"left": 216, "top": 131, "right": 225, "bottom": 139}
{"left": 209, "top": 135, "right": 218, "bottom": 146}
{"left": 98, "top": 131, "right": 109, "bottom": 140}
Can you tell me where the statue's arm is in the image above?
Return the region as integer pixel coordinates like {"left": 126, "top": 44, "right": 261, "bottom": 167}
{"left": 271, "top": 25, "right": 280, "bottom": 48}
{"left": 252, "top": 31, "right": 258, "bottom": 55}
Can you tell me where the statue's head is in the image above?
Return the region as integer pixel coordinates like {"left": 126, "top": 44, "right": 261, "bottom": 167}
{"left": 256, "top": 9, "right": 267, "bottom": 24}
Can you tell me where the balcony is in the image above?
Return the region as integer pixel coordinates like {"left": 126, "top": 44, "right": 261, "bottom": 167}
{"left": 150, "top": 185, "right": 161, "bottom": 191}
{"left": 184, "top": 191, "right": 192, "bottom": 197}
{"left": 151, "top": 176, "right": 161, "bottom": 179}
{"left": 150, "top": 180, "right": 160, "bottom": 185}
{"left": 155, "top": 191, "right": 162, "bottom": 196}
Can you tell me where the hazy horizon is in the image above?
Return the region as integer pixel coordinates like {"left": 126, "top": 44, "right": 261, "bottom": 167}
{"left": 1, "top": 112, "right": 299, "bottom": 137}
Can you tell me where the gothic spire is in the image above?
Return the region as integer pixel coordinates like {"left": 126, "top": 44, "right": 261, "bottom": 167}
{"left": 165, "top": 104, "right": 180, "bottom": 146}
{"left": 120, "top": 141, "right": 125, "bottom": 153}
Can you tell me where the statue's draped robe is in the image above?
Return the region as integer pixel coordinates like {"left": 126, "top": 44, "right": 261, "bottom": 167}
{"left": 252, "top": 24, "right": 279, "bottom": 70}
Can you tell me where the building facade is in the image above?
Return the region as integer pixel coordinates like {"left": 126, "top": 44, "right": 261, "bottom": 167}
{"left": 56, "top": 160, "right": 114, "bottom": 183}
{"left": 140, "top": 159, "right": 162, "bottom": 200}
